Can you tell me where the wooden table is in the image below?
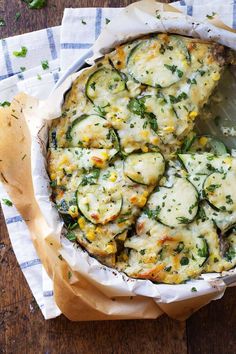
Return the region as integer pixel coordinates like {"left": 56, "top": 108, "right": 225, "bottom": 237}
{"left": 0, "top": 1, "right": 236, "bottom": 353}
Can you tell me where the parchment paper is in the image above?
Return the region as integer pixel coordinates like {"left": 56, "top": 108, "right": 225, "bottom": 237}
{"left": 1, "top": 0, "right": 236, "bottom": 321}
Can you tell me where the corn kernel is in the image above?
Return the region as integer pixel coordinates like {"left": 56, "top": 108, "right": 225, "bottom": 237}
{"left": 101, "top": 151, "right": 109, "bottom": 160}
{"left": 189, "top": 111, "right": 198, "bottom": 120}
{"left": 50, "top": 173, "right": 56, "bottom": 180}
{"left": 83, "top": 136, "right": 90, "bottom": 143}
{"left": 141, "top": 130, "right": 150, "bottom": 139}
{"left": 163, "top": 126, "right": 175, "bottom": 133}
{"left": 78, "top": 217, "right": 86, "bottom": 230}
{"left": 86, "top": 230, "right": 96, "bottom": 242}
{"left": 212, "top": 72, "right": 220, "bottom": 81}
{"left": 199, "top": 136, "right": 208, "bottom": 146}
{"left": 152, "top": 136, "right": 159, "bottom": 145}
{"left": 68, "top": 205, "right": 79, "bottom": 218}
{"left": 141, "top": 145, "right": 149, "bottom": 153}
{"left": 223, "top": 157, "right": 232, "bottom": 166}
{"left": 105, "top": 244, "right": 116, "bottom": 254}
{"left": 109, "top": 172, "right": 117, "bottom": 182}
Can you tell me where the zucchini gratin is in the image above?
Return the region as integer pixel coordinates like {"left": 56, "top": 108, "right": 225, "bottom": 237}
{"left": 48, "top": 34, "right": 236, "bottom": 284}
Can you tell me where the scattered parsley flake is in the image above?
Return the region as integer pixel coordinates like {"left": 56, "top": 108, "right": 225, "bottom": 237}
{"left": 13, "top": 46, "right": 28, "bottom": 58}
{"left": 0, "top": 18, "right": 6, "bottom": 27}
{"left": 15, "top": 12, "right": 21, "bottom": 20}
{"left": 68, "top": 271, "right": 72, "bottom": 279}
{"left": 206, "top": 12, "right": 216, "bottom": 20}
{"left": 0, "top": 101, "right": 11, "bottom": 107}
{"left": 37, "top": 74, "right": 42, "bottom": 80}
{"left": 20, "top": 66, "right": 26, "bottom": 72}
{"left": 66, "top": 231, "right": 77, "bottom": 242}
{"left": 41, "top": 60, "right": 49, "bottom": 70}
{"left": 191, "top": 287, "right": 197, "bottom": 292}
{"left": 105, "top": 18, "right": 110, "bottom": 24}
{"left": 2, "top": 198, "right": 13, "bottom": 207}
{"left": 23, "top": 0, "right": 47, "bottom": 9}
{"left": 81, "top": 19, "right": 87, "bottom": 25}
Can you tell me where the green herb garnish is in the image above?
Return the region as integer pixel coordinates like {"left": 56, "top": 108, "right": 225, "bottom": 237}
{"left": 13, "top": 46, "right": 28, "bottom": 57}
{"left": 23, "top": 0, "right": 47, "bottom": 9}
{"left": 0, "top": 101, "right": 11, "bottom": 107}
{"left": 2, "top": 198, "right": 13, "bottom": 206}
{"left": 41, "top": 60, "right": 49, "bottom": 70}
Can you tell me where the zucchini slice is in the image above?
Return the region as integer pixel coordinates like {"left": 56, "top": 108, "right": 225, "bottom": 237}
{"left": 178, "top": 153, "right": 232, "bottom": 175}
{"left": 147, "top": 178, "right": 198, "bottom": 227}
{"left": 85, "top": 68, "right": 126, "bottom": 106}
{"left": 203, "top": 171, "right": 236, "bottom": 212}
{"left": 77, "top": 184, "right": 122, "bottom": 224}
{"left": 124, "top": 152, "right": 165, "bottom": 185}
{"left": 127, "top": 36, "right": 190, "bottom": 88}
{"left": 187, "top": 135, "right": 228, "bottom": 155}
{"left": 69, "top": 114, "right": 119, "bottom": 149}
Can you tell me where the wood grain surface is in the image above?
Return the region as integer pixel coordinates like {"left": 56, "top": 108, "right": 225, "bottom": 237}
{"left": 0, "top": 1, "right": 236, "bottom": 353}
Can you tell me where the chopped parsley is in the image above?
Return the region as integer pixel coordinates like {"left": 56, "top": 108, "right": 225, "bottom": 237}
{"left": 81, "top": 168, "right": 100, "bottom": 186}
{"left": 206, "top": 12, "right": 216, "bottom": 20}
{"left": 105, "top": 18, "right": 110, "bottom": 24}
{"left": 66, "top": 231, "right": 77, "bottom": 242}
{"left": 205, "top": 184, "right": 221, "bottom": 193}
{"left": 15, "top": 12, "right": 21, "bottom": 20}
{"left": 180, "top": 257, "right": 189, "bottom": 266}
{"left": 81, "top": 19, "right": 87, "bottom": 25}
{"left": 0, "top": 18, "right": 6, "bottom": 26}
{"left": 176, "top": 216, "right": 190, "bottom": 224}
{"left": 197, "top": 239, "right": 208, "bottom": 258}
{"left": 0, "top": 101, "right": 11, "bottom": 107}
{"left": 13, "top": 46, "right": 28, "bottom": 58}
{"left": 41, "top": 60, "right": 49, "bottom": 70}
{"left": 23, "top": 0, "right": 47, "bottom": 9}
{"left": 191, "top": 287, "right": 197, "bottom": 292}
{"left": 174, "top": 241, "right": 184, "bottom": 254}
{"left": 187, "top": 78, "right": 197, "bottom": 85}
{"left": 164, "top": 64, "right": 183, "bottom": 78}
{"left": 127, "top": 97, "right": 146, "bottom": 116}
{"left": 37, "top": 74, "right": 42, "bottom": 80}
{"left": 226, "top": 195, "right": 233, "bottom": 205}
{"left": 169, "top": 92, "right": 188, "bottom": 104}
{"left": 2, "top": 198, "right": 13, "bottom": 207}
{"left": 144, "top": 206, "right": 161, "bottom": 219}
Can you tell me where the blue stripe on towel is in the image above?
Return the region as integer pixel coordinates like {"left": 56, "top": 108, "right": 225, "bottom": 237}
{"left": 43, "top": 290, "right": 54, "bottom": 297}
{"left": 1, "top": 39, "right": 14, "bottom": 77}
{"left": 6, "top": 215, "right": 23, "bottom": 224}
{"left": 61, "top": 42, "right": 92, "bottom": 49}
{"left": 20, "top": 258, "right": 41, "bottom": 269}
{"left": 53, "top": 71, "right": 59, "bottom": 84}
{"left": 233, "top": 0, "right": 236, "bottom": 29}
{"left": 95, "top": 8, "right": 102, "bottom": 39}
{"left": 187, "top": 5, "right": 193, "bottom": 16}
{"left": 46, "top": 28, "right": 58, "bottom": 60}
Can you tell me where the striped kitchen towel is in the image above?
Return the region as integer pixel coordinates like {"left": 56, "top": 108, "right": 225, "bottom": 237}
{"left": 0, "top": 0, "right": 236, "bottom": 319}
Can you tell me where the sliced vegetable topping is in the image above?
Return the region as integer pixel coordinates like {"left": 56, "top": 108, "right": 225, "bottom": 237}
{"left": 203, "top": 171, "right": 236, "bottom": 212}
{"left": 77, "top": 184, "right": 122, "bottom": 224}
{"left": 69, "top": 114, "right": 119, "bottom": 149}
{"left": 86, "top": 68, "right": 126, "bottom": 106}
{"left": 127, "top": 36, "right": 189, "bottom": 88}
{"left": 124, "top": 152, "right": 165, "bottom": 185}
{"left": 147, "top": 178, "right": 198, "bottom": 227}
